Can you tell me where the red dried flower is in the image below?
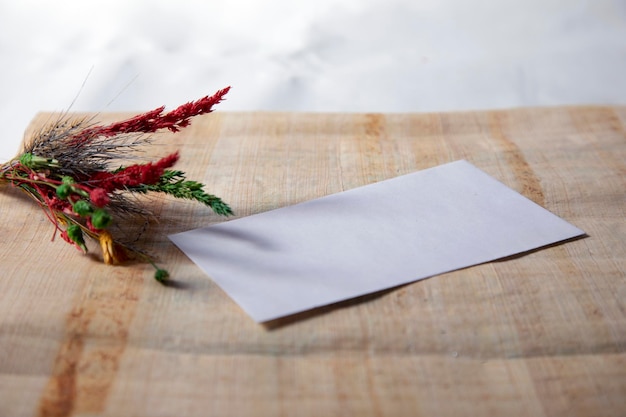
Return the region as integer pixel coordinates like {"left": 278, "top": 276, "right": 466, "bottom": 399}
{"left": 71, "top": 87, "right": 230, "bottom": 145}
{"left": 88, "top": 152, "right": 180, "bottom": 192}
{"left": 89, "top": 187, "right": 110, "bottom": 207}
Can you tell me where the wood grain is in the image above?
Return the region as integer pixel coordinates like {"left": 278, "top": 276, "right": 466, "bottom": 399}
{"left": 1, "top": 107, "right": 624, "bottom": 417}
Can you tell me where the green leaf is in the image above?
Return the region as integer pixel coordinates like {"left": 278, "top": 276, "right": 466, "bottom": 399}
{"left": 132, "top": 170, "right": 233, "bottom": 216}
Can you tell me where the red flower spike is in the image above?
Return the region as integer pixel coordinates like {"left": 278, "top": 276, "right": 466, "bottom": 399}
{"left": 70, "top": 87, "right": 230, "bottom": 145}
{"left": 88, "top": 152, "right": 180, "bottom": 192}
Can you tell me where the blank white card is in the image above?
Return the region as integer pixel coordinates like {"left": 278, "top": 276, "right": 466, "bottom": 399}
{"left": 169, "top": 160, "right": 584, "bottom": 322}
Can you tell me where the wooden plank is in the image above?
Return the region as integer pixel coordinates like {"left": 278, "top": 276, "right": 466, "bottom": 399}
{"left": 1, "top": 107, "right": 625, "bottom": 417}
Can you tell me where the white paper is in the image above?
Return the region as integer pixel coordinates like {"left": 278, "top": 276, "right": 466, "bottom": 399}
{"left": 169, "top": 160, "right": 584, "bottom": 322}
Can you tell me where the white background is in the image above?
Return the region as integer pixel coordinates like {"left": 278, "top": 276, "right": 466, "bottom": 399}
{"left": 1, "top": 0, "right": 625, "bottom": 161}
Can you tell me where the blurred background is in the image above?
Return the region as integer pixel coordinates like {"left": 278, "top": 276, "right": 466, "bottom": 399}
{"left": 1, "top": 0, "right": 625, "bottom": 160}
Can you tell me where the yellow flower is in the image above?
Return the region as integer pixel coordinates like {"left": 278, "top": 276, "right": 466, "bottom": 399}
{"left": 98, "top": 230, "right": 127, "bottom": 265}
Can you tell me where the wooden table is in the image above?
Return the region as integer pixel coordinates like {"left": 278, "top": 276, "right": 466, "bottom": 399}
{"left": 1, "top": 107, "right": 625, "bottom": 417}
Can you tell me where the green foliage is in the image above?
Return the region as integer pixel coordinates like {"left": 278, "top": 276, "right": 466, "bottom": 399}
{"left": 19, "top": 153, "right": 34, "bottom": 167}
{"left": 135, "top": 170, "right": 233, "bottom": 216}
{"left": 19, "top": 152, "right": 59, "bottom": 169}
{"left": 72, "top": 199, "right": 93, "bottom": 216}
{"left": 91, "top": 208, "right": 112, "bottom": 229}
{"left": 154, "top": 268, "right": 170, "bottom": 283}
{"left": 56, "top": 183, "right": 72, "bottom": 199}
{"left": 67, "top": 224, "right": 87, "bottom": 252}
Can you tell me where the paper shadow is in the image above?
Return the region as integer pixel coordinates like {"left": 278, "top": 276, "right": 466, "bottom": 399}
{"left": 262, "top": 285, "right": 406, "bottom": 330}
{"left": 493, "top": 233, "right": 588, "bottom": 262}
{"left": 195, "top": 226, "right": 279, "bottom": 251}
{"left": 159, "top": 278, "right": 196, "bottom": 290}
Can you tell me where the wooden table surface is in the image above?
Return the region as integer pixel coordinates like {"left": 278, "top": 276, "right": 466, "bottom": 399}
{"left": 1, "top": 107, "right": 625, "bottom": 417}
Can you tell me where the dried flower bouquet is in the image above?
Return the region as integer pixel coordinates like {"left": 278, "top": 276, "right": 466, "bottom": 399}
{"left": 0, "top": 87, "right": 232, "bottom": 282}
